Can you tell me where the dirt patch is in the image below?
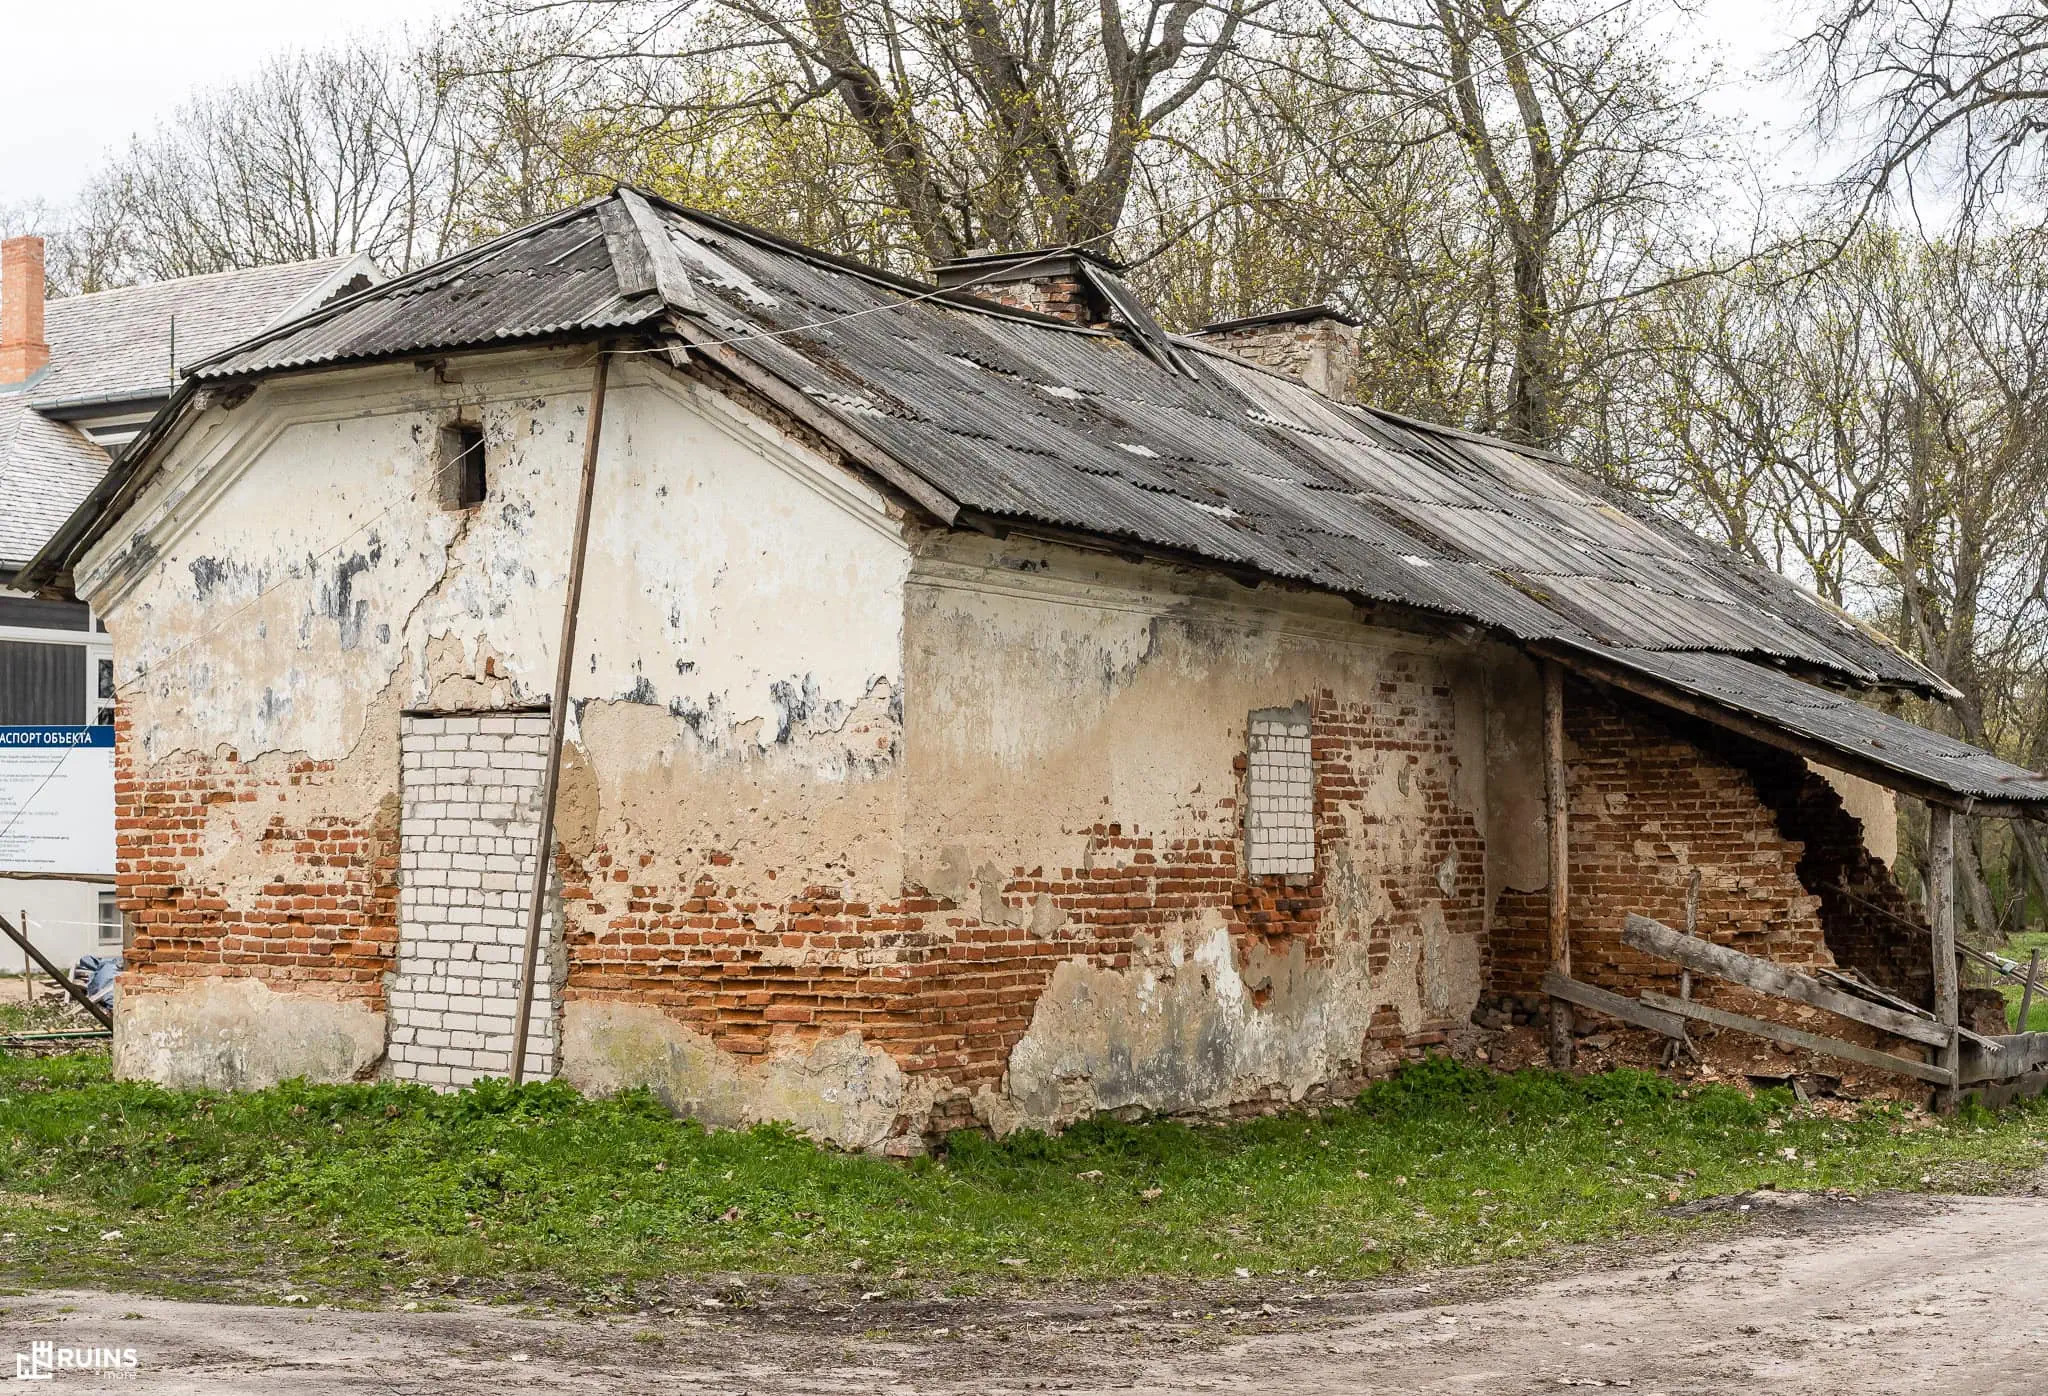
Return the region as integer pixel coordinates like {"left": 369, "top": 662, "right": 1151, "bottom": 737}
{"left": 6, "top": 1191, "right": 2047, "bottom": 1393}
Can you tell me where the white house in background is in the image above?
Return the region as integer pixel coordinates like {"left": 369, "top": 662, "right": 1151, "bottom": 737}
{"left": 0, "top": 235, "right": 376, "bottom": 974}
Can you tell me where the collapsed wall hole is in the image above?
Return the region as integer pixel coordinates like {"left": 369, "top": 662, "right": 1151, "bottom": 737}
{"left": 1481, "top": 681, "right": 1943, "bottom": 1017}
{"left": 1622, "top": 694, "right": 1939, "bottom": 1011}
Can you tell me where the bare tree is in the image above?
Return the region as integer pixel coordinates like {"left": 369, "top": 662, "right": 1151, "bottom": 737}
{"left": 1630, "top": 229, "right": 2048, "bottom": 936}
{"left": 1800, "top": 1, "right": 2048, "bottom": 226}
{"left": 496, "top": 0, "right": 1284, "bottom": 262}
{"left": 1312, "top": 0, "right": 1733, "bottom": 447}
{"left": 77, "top": 38, "right": 471, "bottom": 280}
{"left": 0, "top": 199, "right": 129, "bottom": 297}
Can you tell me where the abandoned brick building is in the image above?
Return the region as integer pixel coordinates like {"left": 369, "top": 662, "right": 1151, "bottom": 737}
{"left": 21, "top": 189, "right": 2048, "bottom": 1147}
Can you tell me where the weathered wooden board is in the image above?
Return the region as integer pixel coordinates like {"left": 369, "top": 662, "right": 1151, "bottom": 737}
{"left": 1544, "top": 663, "right": 1573, "bottom": 1069}
{"left": 1541, "top": 970, "right": 1689, "bottom": 1040}
{"left": 1929, "top": 807, "right": 1960, "bottom": 1111}
{"left": 1641, "top": 990, "right": 1954, "bottom": 1087}
{"left": 598, "top": 200, "right": 657, "bottom": 299}
{"left": 618, "top": 188, "right": 705, "bottom": 313}
{"left": 1962, "top": 1070, "right": 2048, "bottom": 1109}
{"left": 1622, "top": 914, "right": 1951, "bottom": 1049}
{"left": 1959, "top": 1032, "right": 2048, "bottom": 1085}
{"left": 1816, "top": 966, "right": 2004, "bottom": 1051}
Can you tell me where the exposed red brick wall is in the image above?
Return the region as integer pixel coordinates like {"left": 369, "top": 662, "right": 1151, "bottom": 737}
{"left": 113, "top": 709, "right": 399, "bottom": 1004}
{"left": 1486, "top": 681, "right": 1946, "bottom": 1033}
{"left": 558, "top": 657, "right": 1486, "bottom": 1115}
{"left": 974, "top": 276, "right": 1102, "bottom": 324}
{"left": 1488, "top": 682, "right": 1831, "bottom": 1004}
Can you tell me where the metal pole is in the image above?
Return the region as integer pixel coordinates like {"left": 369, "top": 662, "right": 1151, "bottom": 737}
{"left": 19, "top": 910, "right": 26, "bottom": 997}
{"left": 1929, "top": 805, "right": 1960, "bottom": 1110}
{"left": 1544, "top": 661, "right": 1574, "bottom": 1068}
{"left": 2018, "top": 947, "right": 2041, "bottom": 1033}
{"left": 509, "top": 349, "right": 611, "bottom": 1086}
{"left": 0, "top": 909, "right": 111, "bottom": 1029}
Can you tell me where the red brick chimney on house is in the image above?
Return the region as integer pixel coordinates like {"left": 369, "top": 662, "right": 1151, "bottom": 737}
{"left": 0, "top": 236, "right": 50, "bottom": 384}
{"left": 931, "top": 248, "right": 1121, "bottom": 326}
{"left": 1193, "top": 305, "right": 1361, "bottom": 400}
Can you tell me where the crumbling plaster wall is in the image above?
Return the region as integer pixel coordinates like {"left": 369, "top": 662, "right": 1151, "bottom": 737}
{"left": 897, "top": 538, "right": 1502, "bottom": 1135}
{"left": 82, "top": 343, "right": 1551, "bottom": 1149}
{"left": 78, "top": 352, "right": 915, "bottom": 1095}
{"left": 528, "top": 528, "right": 1517, "bottom": 1149}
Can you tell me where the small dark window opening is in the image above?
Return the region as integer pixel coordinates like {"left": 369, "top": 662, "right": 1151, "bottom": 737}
{"left": 440, "top": 423, "right": 487, "bottom": 509}
{"left": 95, "top": 655, "right": 115, "bottom": 727}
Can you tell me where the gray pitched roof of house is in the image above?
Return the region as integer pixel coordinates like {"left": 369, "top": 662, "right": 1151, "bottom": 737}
{"left": 1, "top": 254, "right": 372, "bottom": 569}
{"left": 37, "top": 189, "right": 2048, "bottom": 809}
{"left": 31, "top": 254, "right": 372, "bottom": 410}
{"left": 0, "top": 400, "right": 104, "bottom": 567}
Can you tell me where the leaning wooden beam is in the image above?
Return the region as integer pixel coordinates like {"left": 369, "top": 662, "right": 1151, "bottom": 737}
{"left": 1620, "top": 914, "right": 1951, "bottom": 1049}
{"left": 1816, "top": 965, "right": 2003, "bottom": 1053}
{"left": 1544, "top": 661, "right": 1574, "bottom": 1068}
{"left": 0, "top": 910, "right": 112, "bottom": 1030}
{"left": 1958, "top": 941, "right": 2048, "bottom": 1004}
{"left": 1929, "top": 806, "right": 1961, "bottom": 1111}
{"left": 510, "top": 349, "right": 611, "bottom": 1087}
{"left": 1541, "top": 969, "right": 1689, "bottom": 1040}
{"left": 1641, "top": 991, "right": 1954, "bottom": 1087}
{"left": 2019, "top": 948, "right": 2041, "bottom": 1032}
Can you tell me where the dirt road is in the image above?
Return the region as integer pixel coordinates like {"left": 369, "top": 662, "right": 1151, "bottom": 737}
{"left": 7, "top": 1192, "right": 2047, "bottom": 1394}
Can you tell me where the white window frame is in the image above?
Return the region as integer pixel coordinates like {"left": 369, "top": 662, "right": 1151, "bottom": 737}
{"left": 0, "top": 622, "right": 113, "bottom": 727}
{"left": 96, "top": 891, "right": 125, "bottom": 947}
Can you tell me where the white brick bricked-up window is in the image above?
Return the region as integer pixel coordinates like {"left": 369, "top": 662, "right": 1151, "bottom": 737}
{"left": 391, "top": 712, "right": 556, "bottom": 1087}
{"left": 1246, "top": 706, "right": 1314, "bottom": 876}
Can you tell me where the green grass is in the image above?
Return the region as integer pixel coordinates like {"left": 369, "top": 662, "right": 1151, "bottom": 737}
{"left": 0, "top": 1052, "right": 2042, "bottom": 1304}
{"left": 1998, "top": 927, "right": 2048, "bottom": 1032}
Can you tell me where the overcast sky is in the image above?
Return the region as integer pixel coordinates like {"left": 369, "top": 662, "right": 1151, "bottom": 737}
{"left": 2, "top": 0, "right": 1807, "bottom": 210}
{"left": 2, "top": 0, "right": 466, "bottom": 207}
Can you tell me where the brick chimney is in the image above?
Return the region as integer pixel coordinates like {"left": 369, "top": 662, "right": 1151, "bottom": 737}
{"left": 0, "top": 236, "right": 50, "bottom": 384}
{"left": 1193, "top": 305, "right": 1361, "bottom": 400}
{"left": 931, "top": 248, "right": 1120, "bottom": 326}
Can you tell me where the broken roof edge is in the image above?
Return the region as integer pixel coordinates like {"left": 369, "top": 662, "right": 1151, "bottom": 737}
{"left": 11, "top": 373, "right": 202, "bottom": 597}
{"left": 626, "top": 188, "right": 1157, "bottom": 337}
{"left": 181, "top": 202, "right": 608, "bottom": 381}
{"left": 1534, "top": 638, "right": 2048, "bottom": 816}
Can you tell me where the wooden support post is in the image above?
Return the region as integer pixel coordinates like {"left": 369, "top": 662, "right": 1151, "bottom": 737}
{"left": 2018, "top": 947, "right": 2040, "bottom": 1033}
{"left": 1929, "top": 804, "right": 1960, "bottom": 1111}
{"left": 510, "top": 350, "right": 611, "bottom": 1088}
{"left": 1544, "top": 661, "right": 1574, "bottom": 1068}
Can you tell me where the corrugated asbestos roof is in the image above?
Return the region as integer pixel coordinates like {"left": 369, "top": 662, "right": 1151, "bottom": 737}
{"left": 1559, "top": 644, "right": 2048, "bottom": 810}
{"left": 196, "top": 212, "right": 664, "bottom": 376}
{"left": 629, "top": 199, "right": 1933, "bottom": 692}
{"left": 50, "top": 188, "right": 2038, "bottom": 807}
